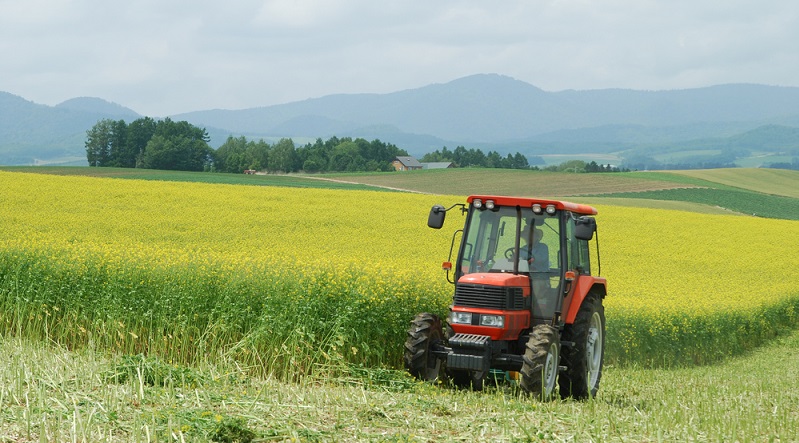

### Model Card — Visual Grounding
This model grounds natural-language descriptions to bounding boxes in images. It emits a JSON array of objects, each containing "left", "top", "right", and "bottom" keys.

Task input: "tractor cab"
[
  {"left": 410, "top": 195, "right": 606, "bottom": 399},
  {"left": 448, "top": 196, "right": 598, "bottom": 332}
]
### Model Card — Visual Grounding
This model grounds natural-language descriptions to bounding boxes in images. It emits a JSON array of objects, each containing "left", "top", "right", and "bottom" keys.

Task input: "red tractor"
[{"left": 404, "top": 196, "right": 606, "bottom": 399}]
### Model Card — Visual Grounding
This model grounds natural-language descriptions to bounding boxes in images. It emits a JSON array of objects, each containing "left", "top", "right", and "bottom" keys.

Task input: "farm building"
[
  {"left": 421, "top": 162, "right": 453, "bottom": 169},
  {"left": 392, "top": 156, "right": 423, "bottom": 171}
]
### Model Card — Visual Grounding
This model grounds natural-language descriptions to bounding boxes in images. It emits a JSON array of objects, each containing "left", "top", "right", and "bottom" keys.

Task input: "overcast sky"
[{"left": 2, "top": 0, "right": 798, "bottom": 116}]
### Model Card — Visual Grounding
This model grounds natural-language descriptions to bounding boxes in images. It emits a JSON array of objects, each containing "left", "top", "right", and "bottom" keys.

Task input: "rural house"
[{"left": 392, "top": 156, "right": 423, "bottom": 171}]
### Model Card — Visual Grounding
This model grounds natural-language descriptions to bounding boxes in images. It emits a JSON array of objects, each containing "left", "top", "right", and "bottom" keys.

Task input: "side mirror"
[
  {"left": 574, "top": 217, "right": 596, "bottom": 240},
  {"left": 428, "top": 205, "right": 446, "bottom": 229}
]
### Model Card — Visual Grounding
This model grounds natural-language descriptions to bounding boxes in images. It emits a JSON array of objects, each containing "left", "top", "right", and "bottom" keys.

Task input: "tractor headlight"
[
  {"left": 480, "top": 314, "right": 505, "bottom": 328},
  {"left": 532, "top": 203, "right": 542, "bottom": 214},
  {"left": 545, "top": 204, "right": 557, "bottom": 215},
  {"left": 485, "top": 199, "right": 495, "bottom": 210},
  {"left": 450, "top": 312, "right": 473, "bottom": 325}
]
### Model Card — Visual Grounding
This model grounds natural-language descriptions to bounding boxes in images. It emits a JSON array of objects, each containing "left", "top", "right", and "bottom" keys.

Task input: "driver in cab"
[{"left": 520, "top": 223, "right": 549, "bottom": 272}]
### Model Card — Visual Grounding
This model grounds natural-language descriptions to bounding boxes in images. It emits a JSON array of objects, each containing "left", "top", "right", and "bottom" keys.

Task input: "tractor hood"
[{"left": 458, "top": 272, "right": 531, "bottom": 292}]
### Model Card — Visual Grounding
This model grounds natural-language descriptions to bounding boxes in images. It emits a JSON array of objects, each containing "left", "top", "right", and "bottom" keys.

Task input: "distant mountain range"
[{"left": 3, "top": 73, "right": 799, "bottom": 166}]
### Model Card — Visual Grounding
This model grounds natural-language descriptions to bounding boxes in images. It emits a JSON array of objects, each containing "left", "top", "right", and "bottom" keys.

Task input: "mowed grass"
[{"left": 1, "top": 330, "right": 798, "bottom": 442}]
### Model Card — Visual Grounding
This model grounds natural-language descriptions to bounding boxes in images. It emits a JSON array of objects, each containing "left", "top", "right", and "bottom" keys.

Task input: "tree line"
[
  {"left": 539, "top": 160, "right": 629, "bottom": 173},
  {"left": 85, "top": 117, "right": 620, "bottom": 173},
  {"left": 420, "top": 146, "right": 530, "bottom": 169},
  {"left": 85, "top": 118, "right": 410, "bottom": 173},
  {"left": 85, "top": 117, "right": 213, "bottom": 171},
  {"left": 214, "top": 135, "right": 409, "bottom": 173}
]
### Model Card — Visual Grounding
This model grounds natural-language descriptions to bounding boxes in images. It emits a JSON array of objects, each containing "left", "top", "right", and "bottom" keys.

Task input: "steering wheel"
[{"left": 504, "top": 247, "right": 515, "bottom": 259}]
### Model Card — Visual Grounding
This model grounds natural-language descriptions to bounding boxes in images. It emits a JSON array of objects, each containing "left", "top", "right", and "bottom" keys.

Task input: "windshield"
[{"left": 457, "top": 206, "right": 560, "bottom": 277}]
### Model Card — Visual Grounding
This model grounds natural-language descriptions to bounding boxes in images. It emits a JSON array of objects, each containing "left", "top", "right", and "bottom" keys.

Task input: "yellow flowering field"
[
  {"left": 596, "top": 205, "right": 799, "bottom": 364},
  {"left": 1, "top": 170, "right": 798, "bottom": 372}
]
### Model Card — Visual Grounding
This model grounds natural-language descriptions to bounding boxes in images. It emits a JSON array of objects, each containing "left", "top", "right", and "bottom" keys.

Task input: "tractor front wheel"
[
  {"left": 403, "top": 313, "right": 445, "bottom": 382},
  {"left": 519, "top": 324, "right": 560, "bottom": 400},
  {"left": 559, "top": 292, "right": 605, "bottom": 399}
]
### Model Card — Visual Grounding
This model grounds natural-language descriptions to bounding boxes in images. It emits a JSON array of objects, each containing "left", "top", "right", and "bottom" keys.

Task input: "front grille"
[{"left": 454, "top": 284, "right": 527, "bottom": 310}]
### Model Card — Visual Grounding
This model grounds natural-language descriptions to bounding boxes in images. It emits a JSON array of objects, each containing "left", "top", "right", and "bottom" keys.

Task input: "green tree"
[
  {"left": 421, "top": 146, "right": 454, "bottom": 163},
  {"left": 558, "top": 160, "right": 587, "bottom": 173},
  {"left": 247, "top": 139, "right": 270, "bottom": 171},
  {"left": 486, "top": 151, "right": 502, "bottom": 168},
  {"left": 585, "top": 161, "right": 601, "bottom": 172},
  {"left": 302, "top": 157, "right": 323, "bottom": 172},
  {"left": 215, "top": 136, "right": 250, "bottom": 173},
  {"left": 329, "top": 140, "right": 365, "bottom": 171},
  {"left": 512, "top": 153, "right": 529, "bottom": 169},
  {"left": 85, "top": 119, "right": 114, "bottom": 167},
  {"left": 139, "top": 135, "right": 213, "bottom": 171},
  {"left": 128, "top": 117, "right": 157, "bottom": 168},
  {"left": 462, "top": 148, "right": 486, "bottom": 167},
  {"left": 269, "top": 138, "right": 298, "bottom": 173},
  {"left": 153, "top": 118, "right": 209, "bottom": 143},
  {"left": 107, "top": 119, "right": 130, "bottom": 167},
  {"left": 297, "top": 138, "right": 329, "bottom": 172}
]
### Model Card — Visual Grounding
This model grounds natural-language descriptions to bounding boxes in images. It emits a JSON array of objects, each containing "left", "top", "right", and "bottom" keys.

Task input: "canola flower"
[
  {"left": 0, "top": 171, "right": 454, "bottom": 377},
  {"left": 595, "top": 205, "right": 799, "bottom": 364},
  {"left": 1, "top": 171, "right": 798, "bottom": 371}
]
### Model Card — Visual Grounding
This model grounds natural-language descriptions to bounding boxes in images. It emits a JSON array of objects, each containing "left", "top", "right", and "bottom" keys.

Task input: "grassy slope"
[
  {"left": 596, "top": 169, "right": 799, "bottom": 220},
  {"left": 667, "top": 167, "right": 799, "bottom": 198},
  {"left": 593, "top": 188, "right": 799, "bottom": 219},
  {"left": 1, "top": 331, "right": 798, "bottom": 442}
]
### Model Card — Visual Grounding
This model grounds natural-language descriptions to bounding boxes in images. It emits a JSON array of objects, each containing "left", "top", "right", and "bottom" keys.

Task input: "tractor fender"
[{"left": 563, "top": 275, "right": 607, "bottom": 324}]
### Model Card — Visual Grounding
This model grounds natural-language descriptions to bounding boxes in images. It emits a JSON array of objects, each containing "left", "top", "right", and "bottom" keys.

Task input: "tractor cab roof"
[{"left": 466, "top": 195, "right": 598, "bottom": 215}]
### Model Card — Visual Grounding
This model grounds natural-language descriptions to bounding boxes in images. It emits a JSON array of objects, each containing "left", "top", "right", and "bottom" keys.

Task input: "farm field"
[
  {"left": 329, "top": 167, "right": 799, "bottom": 219},
  {"left": 667, "top": 167, "right": 799, "bottom": 198},
  {"left": 324, "top": 168, "right": 697, "bottom": 197},
  {"left": 8, "top": 166, "right": 798, "bottom": 216},
  {"left": 1, "top": 167, "right": 799, "bottom": 441},
  {"left": 2, "top": 165, "right": 692, "bottom": 197},
  {"left": 588, "top": 169, "right": 799, "bottom": 220},
  {"left": 3, "top": 170, "right": 798, "bottom": 365}
]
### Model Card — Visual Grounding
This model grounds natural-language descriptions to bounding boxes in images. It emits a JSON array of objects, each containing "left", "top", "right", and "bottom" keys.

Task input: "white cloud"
[{"left": 2, "top": 0, "right": 799, "bottom": 115}]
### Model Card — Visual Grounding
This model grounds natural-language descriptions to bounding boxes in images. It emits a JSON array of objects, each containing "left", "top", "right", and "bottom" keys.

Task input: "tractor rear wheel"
[
  {"left": 559, "top": 292, "right": 605, "bottom": 399},
  {"left": 403, "top": 313, "right": 445, "bottom": 382},
  {"left": 519, "top": 324, "right": 560, "bottom": 400}
]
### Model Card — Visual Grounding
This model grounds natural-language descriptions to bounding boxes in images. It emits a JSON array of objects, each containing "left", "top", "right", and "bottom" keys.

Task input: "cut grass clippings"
[{"left": 1, "top": 331, "right": 798, "bottom": 442}]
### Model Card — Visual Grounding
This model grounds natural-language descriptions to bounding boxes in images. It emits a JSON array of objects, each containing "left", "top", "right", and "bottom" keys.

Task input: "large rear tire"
[
  {"left": 519, "top": 324, "right": 560, "bottom": 400},
  {"left": 559, "top": 292, "right": 605, "bottom": 399},
  {"left": 403, "top": 313, "right": 445, "bottom": 382}
]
